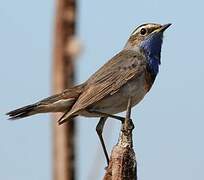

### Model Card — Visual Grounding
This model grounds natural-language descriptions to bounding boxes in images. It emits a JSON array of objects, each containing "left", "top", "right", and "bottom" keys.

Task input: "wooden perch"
[{"left": 103, "top": 98, "right": 137, "bottom": 180}]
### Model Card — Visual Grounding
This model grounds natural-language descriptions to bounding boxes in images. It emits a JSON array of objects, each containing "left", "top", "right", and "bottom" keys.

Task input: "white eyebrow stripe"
[
  {"left": 131, "top": 24, "right": 159, "bottom": 36},
  {"left": 131, "top": 28, "right": 139, "bottom": 35},
  {"left": 131, "top": 25, "right": 147, "bottom": 35}
]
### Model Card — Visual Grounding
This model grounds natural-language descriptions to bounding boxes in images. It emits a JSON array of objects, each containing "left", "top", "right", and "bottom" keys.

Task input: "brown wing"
[{"left": 63, "top": 50, "right": 146, "bottom": 118}]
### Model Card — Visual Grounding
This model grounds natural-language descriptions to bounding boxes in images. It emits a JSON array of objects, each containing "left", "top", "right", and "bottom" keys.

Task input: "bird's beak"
[{"left": 158, "top": 23, "right": 172, "bottom": 33}]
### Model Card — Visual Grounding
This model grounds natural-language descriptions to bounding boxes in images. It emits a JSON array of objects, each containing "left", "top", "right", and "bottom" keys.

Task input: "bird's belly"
[{"left": 88, "top": 74, "right": 147, "bottom": 115}]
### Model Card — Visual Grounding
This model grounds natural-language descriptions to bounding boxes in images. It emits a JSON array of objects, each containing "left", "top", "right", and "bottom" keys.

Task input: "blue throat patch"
[{"left": 140, "top": 33, "right": 163, "bottom": 75}]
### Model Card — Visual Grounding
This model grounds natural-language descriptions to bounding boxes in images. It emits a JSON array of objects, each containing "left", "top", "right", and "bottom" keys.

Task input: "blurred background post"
[{"left": 53, "top": 0, "right": 77, "bottom": 179}]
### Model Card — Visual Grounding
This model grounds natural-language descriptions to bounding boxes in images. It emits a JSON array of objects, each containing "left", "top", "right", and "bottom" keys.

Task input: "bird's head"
[
  {"left": 124, "top": 23, "right": 171, "bottom": 75},
  {"left": 125, "top": 23, "right": 171, "bottom": 53}
]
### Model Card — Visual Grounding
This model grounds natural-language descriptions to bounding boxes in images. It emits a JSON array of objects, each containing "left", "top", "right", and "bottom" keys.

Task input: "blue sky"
[{"left": 0, "top": 0, "right": 204, "bottom": 180}]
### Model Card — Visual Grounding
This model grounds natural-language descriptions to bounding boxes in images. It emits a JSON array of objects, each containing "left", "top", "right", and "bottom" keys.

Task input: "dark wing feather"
[{"left": 62, "top": 50, "right": 146, "bottom": 119}]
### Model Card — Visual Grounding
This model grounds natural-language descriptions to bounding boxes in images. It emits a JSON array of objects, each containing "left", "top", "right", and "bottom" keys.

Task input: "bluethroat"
[{"left": 6, "top": 23, "right": 171, "bottom": 164}]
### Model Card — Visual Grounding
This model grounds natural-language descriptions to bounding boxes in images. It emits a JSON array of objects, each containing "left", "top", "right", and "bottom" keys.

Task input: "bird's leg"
[
  {"left": 122, "top": 97, "right": 134, "bottom": 131},
  {"left": 88, "top": 110, "right": 125, "bottom": 123},
  {"left": 88, "top": 110, "right": 129, "bottom": 165},
  {"left": 96, "top": 117, "right": 109, "bottom": 165}
]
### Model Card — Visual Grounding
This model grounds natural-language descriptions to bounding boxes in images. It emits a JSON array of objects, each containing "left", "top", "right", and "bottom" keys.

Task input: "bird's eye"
[{"left": 140, "top": 28, "right": 147, "bottom": 35}]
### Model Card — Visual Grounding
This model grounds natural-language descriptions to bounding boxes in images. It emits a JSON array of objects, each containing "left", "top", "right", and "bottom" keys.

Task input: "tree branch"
[{"left": 103, "top": 98, "right": 137, "bottom": 180}]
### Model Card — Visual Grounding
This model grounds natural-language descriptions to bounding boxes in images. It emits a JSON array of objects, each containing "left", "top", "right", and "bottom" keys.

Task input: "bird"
[{"left": 6, "top": 23, "right": 171, "bottom": 164}]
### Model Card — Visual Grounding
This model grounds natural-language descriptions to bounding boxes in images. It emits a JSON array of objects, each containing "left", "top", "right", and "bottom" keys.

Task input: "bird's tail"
[
  {"left": 6, "top": 84, "right": 85, "bottom": 120},
  {"left": 6, "top": 104, "right": 39, "bottom": 120}
]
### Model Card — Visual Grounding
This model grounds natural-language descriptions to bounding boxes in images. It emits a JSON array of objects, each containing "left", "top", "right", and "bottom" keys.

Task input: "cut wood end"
[
  {"left": 103, "top": 145, "right": 137, "bottom": 180},
  {"left": 103, "top": 119, "right": 137, "bottom": 179}
]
